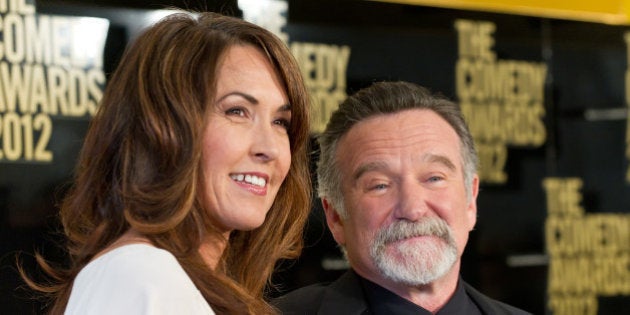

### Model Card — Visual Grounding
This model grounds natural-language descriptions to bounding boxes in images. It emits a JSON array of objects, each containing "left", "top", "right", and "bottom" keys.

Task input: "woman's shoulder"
[
  {"left": 66, "top": 244, "right": 214, "bottom": 314},
  {"left": 79, "top": 243, "right": 183, "bottom": 281}
]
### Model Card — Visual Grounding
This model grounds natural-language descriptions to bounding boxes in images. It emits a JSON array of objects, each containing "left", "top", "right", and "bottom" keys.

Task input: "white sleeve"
[{"left": 65, "top": 244, "right": 215, "bottom": 315}]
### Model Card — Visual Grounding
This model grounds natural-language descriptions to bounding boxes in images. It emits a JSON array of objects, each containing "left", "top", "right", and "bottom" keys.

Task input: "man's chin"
[
  {"left": 386, "top": 236, "right": 449, "bottom": 256},
  {"left": 374, "top": 244, "right": 458, "bottom": 286}
]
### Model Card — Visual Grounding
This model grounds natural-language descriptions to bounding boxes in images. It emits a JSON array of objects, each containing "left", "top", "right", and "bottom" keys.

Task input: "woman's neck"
[{"left": 198, "top": 232, "right": 230, "bottom": 270}]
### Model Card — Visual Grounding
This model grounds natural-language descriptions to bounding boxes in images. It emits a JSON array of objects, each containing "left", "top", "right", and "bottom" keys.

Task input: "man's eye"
[
  {"left": 427, "top": 176, "right": 443, "bottom": 183},
  {"left": 371, "top": 183, "right": 388, "bottom": 190}
]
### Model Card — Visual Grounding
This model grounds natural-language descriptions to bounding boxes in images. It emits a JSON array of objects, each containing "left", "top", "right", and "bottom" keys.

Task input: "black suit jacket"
[{"left": 272, "top": 270, "right": 532, "bottom": 315}]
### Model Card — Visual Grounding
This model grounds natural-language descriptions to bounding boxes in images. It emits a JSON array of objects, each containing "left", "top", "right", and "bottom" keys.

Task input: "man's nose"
[{"left": 394, "top": 180, "right": 428, "bottom": 221}]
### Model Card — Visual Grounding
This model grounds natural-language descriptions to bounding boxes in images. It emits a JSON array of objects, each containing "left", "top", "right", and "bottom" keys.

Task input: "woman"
[{"left": 23, "top": 11, "right": 311, "bottom": 314}]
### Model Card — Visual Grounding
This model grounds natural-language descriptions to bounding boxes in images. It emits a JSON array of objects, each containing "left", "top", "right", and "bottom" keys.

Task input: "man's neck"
[{"left": 354, "top": 264, "right": 461, "bottom": 313}]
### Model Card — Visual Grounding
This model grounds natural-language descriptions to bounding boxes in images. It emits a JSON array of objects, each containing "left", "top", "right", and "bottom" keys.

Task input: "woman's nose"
[{"left": 250, "top": 122, "right": 281, "bottom": 162}]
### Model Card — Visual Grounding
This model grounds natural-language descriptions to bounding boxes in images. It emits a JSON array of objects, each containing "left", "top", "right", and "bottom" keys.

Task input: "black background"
[{"left": 2, "top": 0, "right": 630, "bottom": 313}]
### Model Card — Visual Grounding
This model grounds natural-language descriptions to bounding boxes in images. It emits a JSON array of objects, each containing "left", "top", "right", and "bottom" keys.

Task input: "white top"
[{"left": 65, "top": 244, "right": 215, "bottom": 315}]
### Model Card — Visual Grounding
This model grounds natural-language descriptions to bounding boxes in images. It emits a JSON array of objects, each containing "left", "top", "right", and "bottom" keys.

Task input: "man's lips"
[{"left": 389, "top": 234, "right": 443, "bottom": 244}]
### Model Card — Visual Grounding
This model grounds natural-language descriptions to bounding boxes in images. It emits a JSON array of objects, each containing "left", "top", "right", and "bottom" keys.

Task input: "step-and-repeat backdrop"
[{"left": 1, "top": 0, "right": 628, "bottom": 314}]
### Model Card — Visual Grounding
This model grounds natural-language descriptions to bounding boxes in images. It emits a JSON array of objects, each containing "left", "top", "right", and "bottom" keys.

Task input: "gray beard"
[{"left": 370, "top": 217, "right": 458, "bottom": 286}]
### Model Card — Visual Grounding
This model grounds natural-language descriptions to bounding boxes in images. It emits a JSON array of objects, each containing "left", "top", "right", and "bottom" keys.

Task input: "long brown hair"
[{"left": 22, "top": 12, "right": 311, "bottom": 314}]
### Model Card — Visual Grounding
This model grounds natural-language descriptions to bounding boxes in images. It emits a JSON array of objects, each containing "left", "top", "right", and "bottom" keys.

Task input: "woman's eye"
[
  {"left": 274, "top": 118, "right": 291, "bottom": 130},
  {"left": 225, "top": 107, "right": 246, "bottom": 117}
]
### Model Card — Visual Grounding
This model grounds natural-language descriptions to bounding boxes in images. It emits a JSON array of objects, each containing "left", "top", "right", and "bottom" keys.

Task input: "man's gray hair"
[{"left": 316, "top": 81, "right": 478, "bottom": 218}]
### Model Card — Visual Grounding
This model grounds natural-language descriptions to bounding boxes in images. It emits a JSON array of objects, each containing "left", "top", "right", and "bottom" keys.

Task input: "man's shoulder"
[
  {"left": 272, "top": 282, "right": 329, "bottom": 313},
  {"left": 273, "top": 270, "right": 367, "bottom": 314},
  {"left": 463, "top": 281, "right": 533, "bottom": 315},
  {"left": 279, "top": 282, "right": 331, "bottom": 297}
]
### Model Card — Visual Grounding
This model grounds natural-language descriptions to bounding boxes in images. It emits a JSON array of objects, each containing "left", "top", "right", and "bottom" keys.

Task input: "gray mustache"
[{"left": 375, "top": 218, "right": 453, "bottom": 244}]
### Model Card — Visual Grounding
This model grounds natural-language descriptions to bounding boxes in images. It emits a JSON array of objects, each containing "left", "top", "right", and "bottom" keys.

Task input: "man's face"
[{"left": 323, "top": 109, "right": 478, "bottom": 291}]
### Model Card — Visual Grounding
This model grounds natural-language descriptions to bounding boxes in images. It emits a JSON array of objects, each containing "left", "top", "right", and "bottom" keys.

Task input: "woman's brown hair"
[{"left": 23, "top": 12, "right": 311, "bottom": 314}]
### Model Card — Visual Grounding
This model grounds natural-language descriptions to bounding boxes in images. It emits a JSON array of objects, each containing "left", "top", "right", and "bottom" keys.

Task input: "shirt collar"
[{"left": 358, "top": 274, "right": 482, "bottom": 315}]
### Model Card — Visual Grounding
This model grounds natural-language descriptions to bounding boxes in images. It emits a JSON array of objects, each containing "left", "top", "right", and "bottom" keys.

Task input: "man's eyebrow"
[
  {"left": 424, "top": 153, "right": 456, "bottom": 171},
  {"left": 352, "top": 161, "right": 389, "bottom": 181}
]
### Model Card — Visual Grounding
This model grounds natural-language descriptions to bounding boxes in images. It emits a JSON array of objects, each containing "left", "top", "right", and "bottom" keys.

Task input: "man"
[{"left": 274, "top": 82, "right": 530, "bottom": 314}]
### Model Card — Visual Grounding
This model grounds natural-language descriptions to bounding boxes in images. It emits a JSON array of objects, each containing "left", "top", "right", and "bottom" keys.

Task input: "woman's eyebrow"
[
  {"left": 216, "top": 91, "right": 258, "bottom": 104},
  {"left": 277, "top": 103, "right": 291, "bottom": 113},
  {"left": 216, "top": 92, "right": 291, "bottom": 113}
]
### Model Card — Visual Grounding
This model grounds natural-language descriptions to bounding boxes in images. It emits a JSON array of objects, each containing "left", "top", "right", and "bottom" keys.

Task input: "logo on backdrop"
[
  {"left": 543, "top": 177, "right": 630, "bottom": 315},
  {"left": 455, "top": 19, "right": 547, "bottom": 184},
  {"left": 0, "top": 0, "right": 108, "bottom": 163},
  {"left": 238, "top": 0, "right": 351, "bottom": 134}
]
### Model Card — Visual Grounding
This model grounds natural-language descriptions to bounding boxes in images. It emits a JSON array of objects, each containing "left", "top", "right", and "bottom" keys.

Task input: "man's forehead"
[
  {"left": 349, "top": 153, "right": 458, "bottom": 180},
  {"left": 334, "top": 110, "right": 463, "bottom": 182}
]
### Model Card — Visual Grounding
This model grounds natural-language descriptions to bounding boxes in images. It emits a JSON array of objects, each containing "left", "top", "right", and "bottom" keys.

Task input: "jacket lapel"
[
  {"left": 318, "top": 270, "right": 370, "bottom": 315},
  {"left": 463, "top": 281, "right": 506, "bottom": 315}
]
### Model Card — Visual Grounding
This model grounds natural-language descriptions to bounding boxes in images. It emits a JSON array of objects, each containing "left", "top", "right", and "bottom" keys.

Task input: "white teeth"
[{"left": 231, "top": 174, "right": 266, "bottom": 187}]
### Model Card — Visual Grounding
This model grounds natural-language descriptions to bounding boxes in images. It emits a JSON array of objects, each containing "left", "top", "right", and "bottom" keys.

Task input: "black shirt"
[{"left": 359, "top": 275, "right": 483, "bottom": 315}]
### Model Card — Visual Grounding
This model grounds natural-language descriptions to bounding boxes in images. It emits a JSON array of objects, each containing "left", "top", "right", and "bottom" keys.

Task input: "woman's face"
[{"left": 201, "top": 44, "right": 291, "bottom": 235}]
